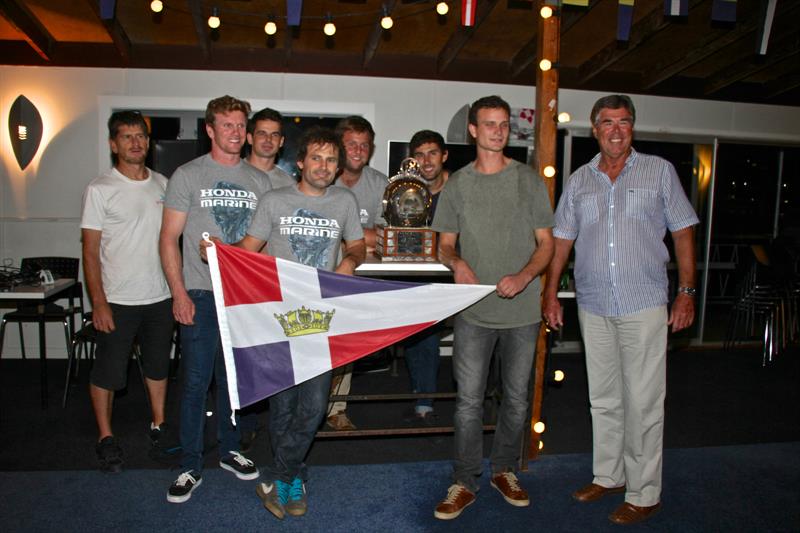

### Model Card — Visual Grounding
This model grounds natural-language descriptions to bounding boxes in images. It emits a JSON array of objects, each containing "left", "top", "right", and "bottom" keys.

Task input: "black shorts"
[{"left": 90, "top": 299, "right": 175, "bottom": 391}]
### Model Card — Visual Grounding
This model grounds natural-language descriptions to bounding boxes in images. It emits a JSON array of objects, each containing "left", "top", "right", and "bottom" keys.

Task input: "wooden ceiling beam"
[
  {"left": 436, "top": 0, "right": 500, "bottom": 74},
  {"left": 187, "top": 0, "right": 210, "bottom": 62},
  {"left": 704, "top": 33, "right": 799, "bottom": 95},
  {"left": 509, "top": 0, "right": 596, "bottom": 79},
  {"left": 0, "top": 0, "right": 53, "bottom": 60},
  {"left": 84, "top": 0, "right": 131, "bottom": 65},
  {"left": 577, "top": 0, "right": 705, "bottom": 86},
  {"left": 362, "top": 0, "right": 397, "bottom": 69}
]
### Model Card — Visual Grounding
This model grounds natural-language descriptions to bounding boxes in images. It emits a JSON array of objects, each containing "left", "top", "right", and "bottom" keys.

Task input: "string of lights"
[{"left": 149, "top": 1, "right": 451, "bottom": 35}]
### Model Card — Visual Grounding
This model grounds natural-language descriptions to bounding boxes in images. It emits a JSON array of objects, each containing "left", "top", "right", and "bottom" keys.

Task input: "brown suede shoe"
[
  {"left": 491, "top": 472, "right": 530, "bottom": 507},
  {"left": 434, "top": 484, "right": 476, "bottom": 520},
  {"left": 572, "top": 483, "right": 626, "bottom": 502},
  {"left": 608, "top": 502, "right": 662, "bottom": 525},
  {"left": 326, "top": 411, "right": 357, "bottom": 431}
]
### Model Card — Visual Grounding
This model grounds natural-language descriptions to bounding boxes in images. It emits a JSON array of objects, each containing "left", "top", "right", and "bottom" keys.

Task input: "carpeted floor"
[{"left": 1, "top": 443, "right": 798, "bottom": 532}]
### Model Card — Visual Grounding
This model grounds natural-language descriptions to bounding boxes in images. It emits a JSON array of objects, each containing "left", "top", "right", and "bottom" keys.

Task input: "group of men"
[{"left": 80, "top": 92, "right": 697, "bottom": 526}]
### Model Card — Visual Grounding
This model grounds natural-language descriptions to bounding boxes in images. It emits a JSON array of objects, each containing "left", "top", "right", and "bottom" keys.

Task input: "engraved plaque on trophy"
[{"left": 375, "top": 158, "right": 438, "bottom": 262}]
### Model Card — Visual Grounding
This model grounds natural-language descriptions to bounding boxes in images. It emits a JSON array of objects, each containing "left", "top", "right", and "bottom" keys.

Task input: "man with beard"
[
  {"left": 160, "top": 95, "right": 271, "bottom": 503},
  {"left": 203, "top": 126, "right": 365, "bottom": 519},
  {"left": 81, "top": 110, "right": 174, "bottom": 473}
]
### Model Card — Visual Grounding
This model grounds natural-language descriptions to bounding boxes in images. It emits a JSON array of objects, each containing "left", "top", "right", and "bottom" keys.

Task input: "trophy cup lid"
[{"left": 382, "top": 158, "right": 433, "bottom": 227}]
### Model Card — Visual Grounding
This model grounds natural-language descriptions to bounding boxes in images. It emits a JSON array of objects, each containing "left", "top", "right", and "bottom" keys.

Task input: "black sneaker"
[
  {"left": 96, "top": 436, "right": 124, "bottom": 474},
  {"left": 220, "top": 451, "right": 259, "bottom": 480},
  {"left": 149, "top": 423, "right": 166, "bottom": 446},
  {"left": 167, "top": 470, "right": 202, "bottom": 503}
]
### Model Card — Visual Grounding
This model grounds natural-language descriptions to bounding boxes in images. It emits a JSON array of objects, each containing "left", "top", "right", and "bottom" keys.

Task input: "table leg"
[{"left": 38, "top": 313, "right": 48, "bottom": 409}]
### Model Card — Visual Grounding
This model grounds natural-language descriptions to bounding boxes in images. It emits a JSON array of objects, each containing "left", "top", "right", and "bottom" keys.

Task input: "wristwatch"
[{"left": 677, "top": 286, "right": 696, "bottom": 297}]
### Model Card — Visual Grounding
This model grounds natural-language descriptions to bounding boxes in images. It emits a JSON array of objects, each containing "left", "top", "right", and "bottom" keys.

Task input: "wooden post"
[{"left": 526, "top": 0, "right": 560, "bottom": 464}]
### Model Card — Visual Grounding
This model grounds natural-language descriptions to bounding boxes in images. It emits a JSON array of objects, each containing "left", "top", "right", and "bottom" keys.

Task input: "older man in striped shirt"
[{"left": 543, "top": 95, "right": 699, "bottom": 526}]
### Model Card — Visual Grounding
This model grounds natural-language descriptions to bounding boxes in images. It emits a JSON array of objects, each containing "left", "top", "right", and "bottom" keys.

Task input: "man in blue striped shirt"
[{"left": 543, "top": 95, "right": 699, "bottom": 526}]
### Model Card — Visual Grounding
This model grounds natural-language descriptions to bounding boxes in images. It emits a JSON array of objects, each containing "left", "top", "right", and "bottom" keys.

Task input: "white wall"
[{"left": 2, "top": 65, "right": 800, "bottom": 357}]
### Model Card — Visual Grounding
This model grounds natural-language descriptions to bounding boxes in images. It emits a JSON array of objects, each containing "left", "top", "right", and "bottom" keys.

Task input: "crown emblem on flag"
[{"left": 274, "top": 307, "right": 335, "bottom": 337}]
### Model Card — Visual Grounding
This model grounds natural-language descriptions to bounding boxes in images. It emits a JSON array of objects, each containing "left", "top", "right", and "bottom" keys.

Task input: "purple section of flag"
[
  {"left": 287, "top": 0, "right": 303, "bottom": 26},
  {"left": 711, "top": 0, "right": 736, "bottom": 22},
  {"left": 234, "top": 341, "right": 294, "bottom": 406},
  {"left": 617, "top": 4, "right": 634, "bottom": 41},
  {"left": 317, "top": 269, "right": 423, "bottom": 299}
]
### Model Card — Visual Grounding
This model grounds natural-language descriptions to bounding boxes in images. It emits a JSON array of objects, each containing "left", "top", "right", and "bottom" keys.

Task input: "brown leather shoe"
[
  {"left": 572, "top": 483, "right": 626, "bottom": 502},
  {"left": 326, "top": 411, "right": 357, "bottom": 431},
  {"left": 491, "top": 472, "right": 530, "bottom": 507},
  {"left": 608, "top": 502, "right": 662, "bottom": 525},
  {"left": 434, "top": 484, "right": 476, "bottom": 520}
]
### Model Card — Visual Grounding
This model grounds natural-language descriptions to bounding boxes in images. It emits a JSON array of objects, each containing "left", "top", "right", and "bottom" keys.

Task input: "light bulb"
[
  {"left": 540, "top": 6, "right": 553, "bottom": 19},
  {"left": 150, "top": 0, "right": 163, "bottom": 13},
  {"left": 543, "top": 165, "right": 556, "bottom": 178},
  {"left": 538, "top": 440, "right": 544, "bottom": 450},
  {"left": 554, "top": 369, "right": 565, "bottom": 382},
  {"left": 533, "top": 421, "right": 546, "bottom": 434},
  {"left": 264, "top": 21, "right": 277, "bottom": 35},
  {"left": 557, "top": 111, "right": 571, "bottom": 123},
  {"left": 436, "top": 2, "right": 449, "bottom": 15},
  {"left": 208, "top": 9, "right": 220, "bottom": 29},
  {"left": 381, "top": 15, "right": 393, "bottom": 29},
  {"left": 323, "top": 21, "right": 336, "bottom": 36},
  {"left": 539, "top": 59, "right": 552, "bottom": 71}
]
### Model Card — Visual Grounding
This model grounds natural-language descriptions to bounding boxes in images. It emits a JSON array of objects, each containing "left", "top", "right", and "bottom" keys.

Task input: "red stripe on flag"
[
  {"left": 217, "top": 243, "right": 283, "bottom": 306},
  {"left": 328, "top": 322, "right": 437, "bottom": 368},
  {"left": 461, "top": 0, "right": 476, "bottom": 26}
]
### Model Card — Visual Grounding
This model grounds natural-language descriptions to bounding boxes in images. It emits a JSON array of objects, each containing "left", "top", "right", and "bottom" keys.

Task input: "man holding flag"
[
  {"left": 431, "top": 95, "right": 554, "bottom": 520},
  {"left": 204, "top": 126, "right": 365, "bottom": 519}
]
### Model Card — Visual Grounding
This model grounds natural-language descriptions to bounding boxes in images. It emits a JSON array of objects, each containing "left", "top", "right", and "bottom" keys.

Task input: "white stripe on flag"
[{"left": 206, "top": 240, "right": 242, "bottom": 413}]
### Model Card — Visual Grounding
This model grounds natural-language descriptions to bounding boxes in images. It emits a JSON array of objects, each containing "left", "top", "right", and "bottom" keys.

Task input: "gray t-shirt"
[
  {"left": 165, "top": 153, "right": 272, "bottom": 290},
  {"left": 333, "top": 166, "right": 387, "bottom": 228},
  {"left": 247, "top": 184, "right": 364, "bottom": 271},
  {"left": 432, "top": 160, "right": 554, "bottom": 328},
  {"left": 244, "top": 159, "right": 297, "bottom": 190}
]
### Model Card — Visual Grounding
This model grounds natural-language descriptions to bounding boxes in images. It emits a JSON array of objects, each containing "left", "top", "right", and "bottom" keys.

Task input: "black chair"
[{"left": 0, "top": 257, "right": 84, "bottom": 361}]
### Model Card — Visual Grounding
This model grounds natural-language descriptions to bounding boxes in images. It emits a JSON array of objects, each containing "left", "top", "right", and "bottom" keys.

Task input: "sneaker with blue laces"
[
  {"left": 219, "top": 451, "right": 259, "bottom": 480},
  {"left": 285, "top": 477, "right": 308, "bottom": 516},
  {"left": 256, "top": 481, "right": 286, "bottom": 520}
]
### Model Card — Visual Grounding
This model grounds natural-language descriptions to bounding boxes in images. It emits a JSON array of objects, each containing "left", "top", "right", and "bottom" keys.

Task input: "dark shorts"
[{"left": 90, "top": 298, "right": 175, "bottom": 391}]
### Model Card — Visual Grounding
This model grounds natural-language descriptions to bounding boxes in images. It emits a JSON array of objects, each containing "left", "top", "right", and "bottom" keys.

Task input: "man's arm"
[
  {"left": 438, "top": 231, "right": 479, "bottom": 285},
  {"left": 542, "top": 237, "right": 575, "bottom": 330},
  {"left": 81, "top": 228, "right": 115, "bottom": 333},
  {"left": 336, "top": 238, "right": 367, "bottom": 275},
  {"left": 668, "top": 225, "right": 696, "bottom": 333},
  {"left": 362, "top": 228, "right": 377, "bottom": 252},
  {"left": 496, "top": 227, "right": 555, "bottom": 299},
  {"left": 159, "top": 207, "right": 194, "bottom": 325}
]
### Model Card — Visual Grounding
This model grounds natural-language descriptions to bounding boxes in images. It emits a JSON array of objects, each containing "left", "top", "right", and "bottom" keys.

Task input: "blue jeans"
[
  {"left": 265, "top": 370, "right": 332, "bottom": 483},
  {"left": 403, "top": 324, "right": 442, "bottom": 414},
  {"left": 452, "top": 315, "right": 538, "bottom": 492},
  {"left": 179, "top": 290, "right": 240, "bottom": 473}
]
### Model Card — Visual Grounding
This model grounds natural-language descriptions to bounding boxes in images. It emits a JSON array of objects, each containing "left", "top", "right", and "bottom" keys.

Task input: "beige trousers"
[{"left": 577, "top": 305, "right": 667, "bottom": 507}]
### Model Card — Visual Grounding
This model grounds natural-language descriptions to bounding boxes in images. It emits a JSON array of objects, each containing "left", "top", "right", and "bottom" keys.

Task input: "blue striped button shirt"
[{"left": 553, "top": 149, "right": 699, "bottom": 317}]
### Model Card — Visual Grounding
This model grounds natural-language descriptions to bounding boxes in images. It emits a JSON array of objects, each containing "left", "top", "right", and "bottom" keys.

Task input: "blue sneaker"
[{"left": 285, "top": 477, "right": 307, "bottom": 516}]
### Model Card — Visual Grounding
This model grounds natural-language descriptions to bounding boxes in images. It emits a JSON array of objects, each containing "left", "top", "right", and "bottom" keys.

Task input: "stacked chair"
[{"left": 724, "top": 259, "right": 797, "bottom": 365}]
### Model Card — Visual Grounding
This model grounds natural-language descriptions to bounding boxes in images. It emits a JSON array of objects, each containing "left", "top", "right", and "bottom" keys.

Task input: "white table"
[{"left": 1, "top": 278, "right": 76, "bottom": 408}]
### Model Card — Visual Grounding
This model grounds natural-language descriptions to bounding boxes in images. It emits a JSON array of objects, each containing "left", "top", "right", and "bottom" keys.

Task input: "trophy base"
[{"left": 375, "top": 225, "right": 437, "bottom": 262}]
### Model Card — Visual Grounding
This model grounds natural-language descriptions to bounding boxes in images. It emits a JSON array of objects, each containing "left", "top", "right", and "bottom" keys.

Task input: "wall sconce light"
[
  {"left": 540, "top": 5, "right": 559, "bottom": 18},
  {"left": 8, "top": 94, "right": 43, "bottom": 171},
  {"left": 543, "top": 165, "right": 556, "bottom": 178},
  {"left": 381, "top": 7, "right": 394, "bottom": 30},
  {"left": 539, "top": 59, "right": 555, "bottom": 71},
  {"left": 150, "top": 0, "right": 163, "bottom": 13},
  {"left": 556, "top": 111, "right": 571, "bottom": 123},
  {"left": 436, "top": 2, "right": 449, "bottom": 15},
  {"left": 264, "top": 17, "right": 277, "bottom": 35}
]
